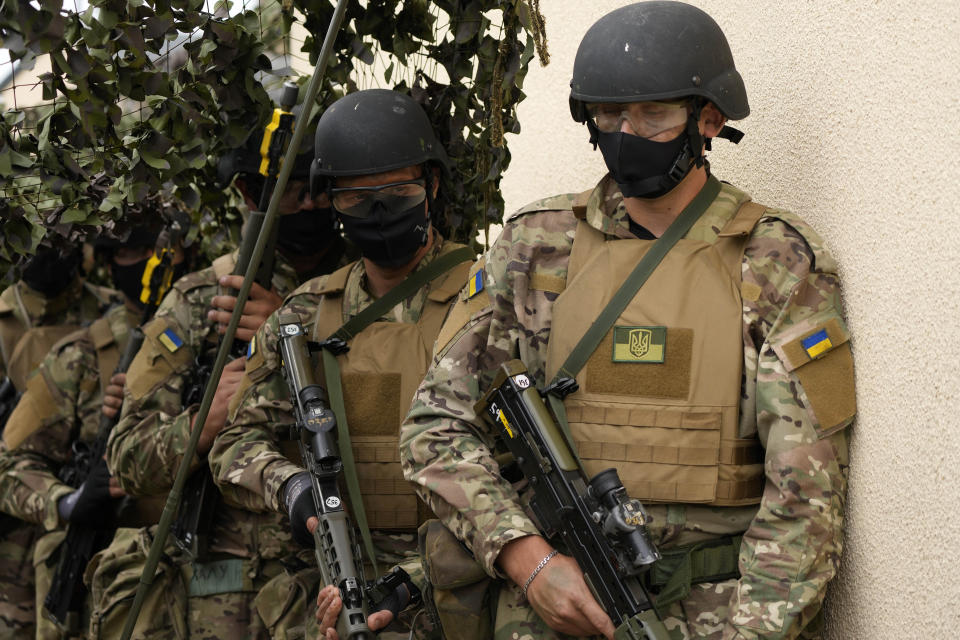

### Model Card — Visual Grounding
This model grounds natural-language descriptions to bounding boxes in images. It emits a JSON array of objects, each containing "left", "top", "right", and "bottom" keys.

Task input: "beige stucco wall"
[{"left": 500, "top": 1, "right": 960, "bottom": 637}]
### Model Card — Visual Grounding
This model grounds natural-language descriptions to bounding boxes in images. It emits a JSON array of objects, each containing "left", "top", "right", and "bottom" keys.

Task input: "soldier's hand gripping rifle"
[
  {"left": 172, "top": 82, "right": 296, "bottom": 560},
  {"left": 476, "top": 360, "right": 671, "bottom": 640},
  {"left": 44, "top": 226, "right": 181, "bottom": 632},
  {"left": 277, "top": 314, "right": 374, "bottom": 640}
]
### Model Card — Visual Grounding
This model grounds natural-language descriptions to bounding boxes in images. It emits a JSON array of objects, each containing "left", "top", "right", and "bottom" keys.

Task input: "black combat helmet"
[
  {"left": 310, "top": 89, "right": 448, "bottom": 196},
  {"left": 569, "top": 1, "right": 749, "bottom": 123}
]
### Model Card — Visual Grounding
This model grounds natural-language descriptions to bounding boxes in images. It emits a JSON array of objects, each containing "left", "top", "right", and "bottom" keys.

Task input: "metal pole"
[{"left": 118, "top": 1, "right": 351, "bottom": 637}]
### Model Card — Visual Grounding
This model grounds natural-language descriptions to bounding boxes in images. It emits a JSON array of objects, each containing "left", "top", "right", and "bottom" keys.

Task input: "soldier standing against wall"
[
  {"left": 400, "top": 3, "right": 855, "bottom": 639},
  {"left": 0, "top": 243, "right": 120, "bottom": 638},
  {"left": 210, "top": 89, "right": 473, "bottom": 639},
  {"left": 91, "top": 125, "right": 349, "bottom": 638}
]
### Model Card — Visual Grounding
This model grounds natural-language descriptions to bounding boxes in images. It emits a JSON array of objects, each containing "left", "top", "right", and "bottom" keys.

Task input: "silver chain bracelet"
[{"left": 521, "top": 549, "right": 558, "bottom": 601}]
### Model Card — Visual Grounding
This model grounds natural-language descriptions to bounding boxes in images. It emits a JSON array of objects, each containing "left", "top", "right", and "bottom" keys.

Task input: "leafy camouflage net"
[{"left": 0, "top": 0, "right": 548, "bottom": 283}]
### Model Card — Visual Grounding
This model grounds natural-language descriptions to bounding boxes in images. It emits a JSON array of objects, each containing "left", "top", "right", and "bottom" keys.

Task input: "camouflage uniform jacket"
[
  {"left": 0, "top": 304, "right": 137, "bottom": 531},
  {"left": 400, "top": 175, "right": 853, "bottom": 639},
  {"left": 210, "top": 235, "right": 458, "bottom": 560},
  {"left": 0, "top": 277, "right": 121, "bottom": 382},
  {"left": 106, "top": 250, "right": 302, "bottom": 559}
]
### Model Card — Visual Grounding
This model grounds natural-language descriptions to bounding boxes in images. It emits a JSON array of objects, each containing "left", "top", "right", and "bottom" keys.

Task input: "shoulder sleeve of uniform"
[
  {"left": 126, "top": 316, "right": 194, "bottom": 401},
  {"left": 754, "top": 208, "right": 839, "bottom": 275},
  {"left": 434, "top": 256, "right": 491, "bottom": 356},
  {"left": 169, "top": 263, "right": 220, "bottom": 295},
  {"left": 747, "top": 210, "right": 855, "bottom": 437},
  {"left": 504, "top": 192, "right": 581, "bottom": 223}
]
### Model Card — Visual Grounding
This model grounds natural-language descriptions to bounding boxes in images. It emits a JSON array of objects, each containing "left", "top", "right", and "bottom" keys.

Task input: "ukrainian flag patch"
[
  {"left": 801, "top": 329, "right": 832, "bottom": 359},
  {"left": 158, "top": 328, "right": 184, "bottom": 352},
  {"left": 467, "top": 270, "right": 484, "bottom": 298},
  {"left": 247, "top": 335, "right": 257, "bottom": 358}
]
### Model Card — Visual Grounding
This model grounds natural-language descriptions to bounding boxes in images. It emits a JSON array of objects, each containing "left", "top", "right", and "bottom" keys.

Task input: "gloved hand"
[
  {"left": 57, "top": 459, "right": 116, "bottom": 526},
  {"left": 283, "top": 471, "right": 317, "bottom": 547}
]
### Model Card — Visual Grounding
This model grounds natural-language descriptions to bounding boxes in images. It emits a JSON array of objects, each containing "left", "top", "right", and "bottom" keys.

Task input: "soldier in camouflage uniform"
[
  {"left": 95, "top": 126, "right": 350, "bottom": 639},
  {"left": 400, "top": 3, "right": 855, "bottom": 640},
  {"left": 209, "top": 89, "right": 473, "bottom": 640},
  {"left": 0, "top": 222, "right": 185, "bottom": 640},
  {"left": 0, "top": 244, "right": 121, "bottom": 639}
]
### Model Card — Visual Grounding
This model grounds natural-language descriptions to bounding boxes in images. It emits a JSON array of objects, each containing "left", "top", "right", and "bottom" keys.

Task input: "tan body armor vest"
[
  {"left": 545, "top": 202, "right": 766, "bottom": 507},
  {"left": 311, "top": 256, "right": 470, "bottom": 530}
]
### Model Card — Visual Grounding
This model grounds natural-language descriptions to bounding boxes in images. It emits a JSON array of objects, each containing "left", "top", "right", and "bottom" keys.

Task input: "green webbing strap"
[
  {"left": 322, "top": 245, "right": 474, "bottom": 577},
  {"left": 548, "top": 177, "right": 722, "bottom": 448},
  {"left": 321, "top": 347, "right": 380, "bottom": 577},
  {"left": 331, "top": 246, "right": 475, "bottom": 341}
]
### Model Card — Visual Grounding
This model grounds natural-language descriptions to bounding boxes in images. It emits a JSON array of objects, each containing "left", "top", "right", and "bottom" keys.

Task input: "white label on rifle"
[
  {"left": 515, "top": 374, "right": 530, "bottom": 389},
  {"left": 325, "top": 496, "right": 341, "bottom": 508}
]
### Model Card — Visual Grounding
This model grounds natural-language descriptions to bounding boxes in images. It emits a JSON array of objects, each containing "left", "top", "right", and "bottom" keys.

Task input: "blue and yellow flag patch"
[
  {"left": 801, "top": 329, "right": 832, "bottom": 359},
  {"left": 158, "top": 328, "right": 183, "bottom": 352},
  {"left": 247, "top": 335, "right": 257, "bottom": 358},
  {"left": 467, "top": 270, "right": 484, "bottom": 298}
]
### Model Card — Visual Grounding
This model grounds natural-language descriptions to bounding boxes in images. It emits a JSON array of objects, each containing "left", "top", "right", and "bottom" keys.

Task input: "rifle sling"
[
  {"left": 547, "top": 177, "right": 722, "bottom": 456},
  {"left": 322, "top": 245, "right": 474, "bottom": 577}
]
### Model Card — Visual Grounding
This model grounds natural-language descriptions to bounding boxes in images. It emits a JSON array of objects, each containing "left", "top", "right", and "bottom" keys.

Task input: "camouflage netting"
[{"left": 0, "top": 0, "right": 549, "bottom": 284}]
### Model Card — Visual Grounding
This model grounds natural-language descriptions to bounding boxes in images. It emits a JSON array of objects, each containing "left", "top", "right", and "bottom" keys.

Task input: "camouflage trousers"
[
  {"left": 86, "top": 526, "right": 279, "bottom": 639},
  {"left": 494, "top": 578, "right": 737, "bottom": 640},
  {"left": 0, "top": 516, "right": 38, "bottom": 639},
  {"left": 493, "top": 579, "right": 823, "bottom": 640}
]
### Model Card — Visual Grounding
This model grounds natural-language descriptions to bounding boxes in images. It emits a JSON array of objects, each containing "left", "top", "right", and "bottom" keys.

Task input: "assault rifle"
[
  {"left": 172, "top": 83, "right": 294, "bottom": 559},
  {"left": 44, "top": 229, "right": 181, "bottom": 631},
  {"left": 277, "top": 314, "right": 373, "bottom": 640},
  {"left": 476, "top": 360, "right": 671, "bottom": 640},
  {"left": 277, "top": 316, "right": 418, "bottom": 638}
]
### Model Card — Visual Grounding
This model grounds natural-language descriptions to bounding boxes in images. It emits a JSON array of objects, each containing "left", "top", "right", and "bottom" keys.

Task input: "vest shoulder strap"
[
  {"left": 313, "top": 262, "right": 356, "bottom": 297},
  {"left": 212, "top": 253, "right": 237, "bottom": 279},
  {"left": 718, "top": 201, "right": 768, "bottom": 237},
  {"left": 0, "top": 290, "right": 14, "bottom": 315},
  {"left": 427, "top": 248, "right": 473, "bottom": 303}
]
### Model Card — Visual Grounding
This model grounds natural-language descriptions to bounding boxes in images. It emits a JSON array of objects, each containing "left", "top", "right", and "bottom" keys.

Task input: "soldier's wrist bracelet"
[{"left": 522, "top": 549, "right": 558, "bottom": 601}]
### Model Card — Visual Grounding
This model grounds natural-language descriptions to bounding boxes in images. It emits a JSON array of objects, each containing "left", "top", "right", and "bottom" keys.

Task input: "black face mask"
[
  {"left": 21, "top": 247, "right": 81, "bottom": 297},
  {"left": 110, "top": 258, "right": 150, "bottom": 307},
  {"left": 594, "top": 128, "right": 694, "bottom": 199},
  {"left": 276, "top": 209, "right": 337, "bottom": 257},
  {"left": 338, "top": 201, "right": 429, "bottom": 269}
]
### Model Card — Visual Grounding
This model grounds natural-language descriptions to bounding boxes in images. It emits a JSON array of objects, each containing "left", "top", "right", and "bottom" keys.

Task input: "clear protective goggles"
[
  {"left": 586, "top": 100, "right": 690, "bottom": 137},
  {"left": 329, "top": 179, "right": 427, "bottom": 218}
]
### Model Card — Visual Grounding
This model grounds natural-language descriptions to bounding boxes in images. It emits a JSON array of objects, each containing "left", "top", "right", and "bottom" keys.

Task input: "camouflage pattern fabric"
[
  {"left": 0, "top": 279, "right": 120, "bottom": 640},
  {"left": 400, "top": 174, "right": 852, "bottom": 640},
  {"left": 99, "top": 251, "right": 303, "bottom": 637},
  {"left": 0, "top": 303, "right": 136, "bottom": 639},
  {"left": 209, "top": 236, "right": 455, "bottom": 638}
]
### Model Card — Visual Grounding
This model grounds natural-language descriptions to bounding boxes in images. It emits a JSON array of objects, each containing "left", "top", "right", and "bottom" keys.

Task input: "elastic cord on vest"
[
  {"left": 321, "top": 245, "right": 475, "bottom": 576},
  {"left": 547, "top": 176, "right": 723, "bottom": 451}
]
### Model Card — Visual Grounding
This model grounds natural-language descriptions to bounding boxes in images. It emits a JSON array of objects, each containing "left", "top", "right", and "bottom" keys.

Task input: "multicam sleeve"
[
  {"left": 401, "top": 219, "right": 556, "bottom": 578},
  {"left": 0, "top": 342, "right": 95, "bottom": 530},
  {"left": 208, "top": 298, "right": 311, "bottom": 514},
  {"left": 724, "top": 216, "right": 854, "bottom": 640},
  {"left": 107, "top": 287, "right": 203, "bottom": 496}
]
